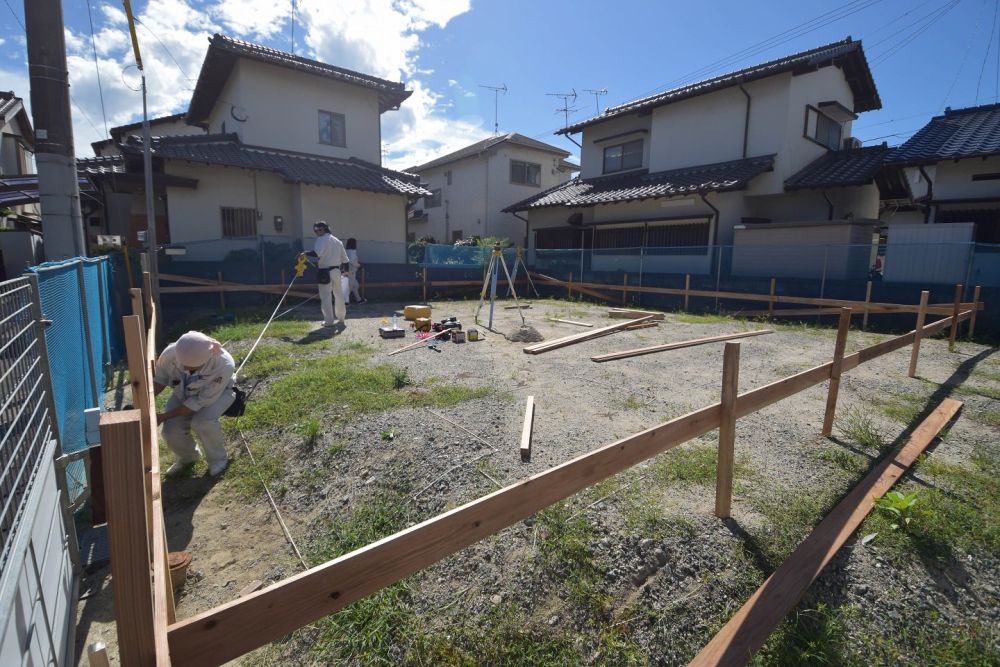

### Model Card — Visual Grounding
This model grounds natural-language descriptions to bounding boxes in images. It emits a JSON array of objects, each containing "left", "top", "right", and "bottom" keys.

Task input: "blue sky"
[{"left": 0, "top": 0, "right": 995, "bottom": 168}]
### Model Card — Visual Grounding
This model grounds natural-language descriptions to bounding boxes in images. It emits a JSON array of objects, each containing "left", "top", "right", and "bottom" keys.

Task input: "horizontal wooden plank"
[
  {"left": 167, "top": 402, "right": 724, "bottom": 666},
  {"left": 591, "top": 329, "right": 773, "bottom": 363},
  {"left": 691, "top": 398, "right": 962, "bottom": 667},
  {"left": 735, "top": 361, "right": 833, "bottom": 418},
  {"left": 732, "top": 307, "right": 844, "bottom": 317},
  {"left": 523, "top": 316, "right": 654, "bottom": 354},
  {"left": 608, "top": 309, "right": 667, "bottom": 321}
]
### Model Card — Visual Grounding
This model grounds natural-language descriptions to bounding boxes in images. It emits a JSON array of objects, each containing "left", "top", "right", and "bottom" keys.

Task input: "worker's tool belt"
[
  {"left": 223, "top": 385, "right": 247, "bottom": 418},
  {"left": 317, "top": 268, "right": 332, "bottom": 284}
]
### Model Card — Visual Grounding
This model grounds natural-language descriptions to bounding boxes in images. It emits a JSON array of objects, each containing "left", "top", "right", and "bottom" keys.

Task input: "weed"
[
  {"left": 878, "top": 391, "right": 927, "bottom": 426},
  {"left": 674, "top": 312, "right": 736, "bottom": 325},
  {"left": 972, "top": 409, "right": 1000, "bottom": 426},
  {"left": 615, "top": 395, "right": 649, "bottom": 411},
  {"left": 755, "top": 602, "right": 850, "bottom": 667},
  {"left": 653, "top": 443, "right": 744, "bottom": 486},
  {"left": 326, "top": 439, "right": 346, "bottom": 458},
  {"left": 957, "top": 384, "right": 1000, "bottom": 401},
  {"left": 224, "top": 440, "right": 286, "bottom": 500},
  {"left": 873, "top": 490, "right": 919, "bottom": 530},
  {"left": 749, "top": 488, "right": 835, "bottom": 567},
  {"left": 298, "top": 418, "right": 321, "bottom": 448},
  {"left": 210, "top": 318, "right": 314, "bottom": 343},
  {"left": 391, "top": 367, "right": 411, "bottom": 389},
  {"left": 381, "top": 429, "right": 395, "bottom": 442},
  {"left": 818, "top": 447, "right": 867, "bottom": 475},
  {"left": 537, "top": 502, "right": 609, "bottom": 619},
  {"left": 837, "top": 406, "right": 887, "bottom": 452}
]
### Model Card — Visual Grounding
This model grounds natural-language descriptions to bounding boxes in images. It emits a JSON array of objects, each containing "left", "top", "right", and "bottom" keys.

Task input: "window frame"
[
  {"left": 510, "top": 159, "right": 542, "bottom": 187},
  {"left": 602, "top": 138, "right": 644, "bottom": 174},
  {"left": 220, "top": 206, "right": 258, "bottom": 238},
  {"left": 318, "top": 109, "right": 346, "bottom": 147},
  {"left": 426, "top": 189, "right": 442, "bottom": 208},
  {"left": 803, "top": 105, "right": 842, "bottom": 151}
]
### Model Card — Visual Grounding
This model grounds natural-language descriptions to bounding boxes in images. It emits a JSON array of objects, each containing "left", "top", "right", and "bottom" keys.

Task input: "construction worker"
[
  {"left": 154, "top": 331, "right": 235, "bottom": 477},
  {"left": 345, "top": 237, "right": 366, "bottom": 304},
  {"left": 299, "top": 221, "right": 350, "bottom": 329}
]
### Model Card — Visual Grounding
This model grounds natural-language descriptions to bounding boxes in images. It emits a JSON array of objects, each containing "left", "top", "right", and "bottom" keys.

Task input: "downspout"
[
  {"left": 564, "top": 134, "right": 582, "bottom": 149},
  {"left": 512, "top": 211, "right": 530, "bottom": 250},
  {"left": 821, "top": 189, "right": 835, "bottom": 221},
  {"left": 739, "top": 85, "right": 751, "bottom": 158},
  {"left": 700, "top": 193, "right": 720, "bottom": 245},
  {"left": 918, "top": 165, "right": 934, "bottom": 224}
]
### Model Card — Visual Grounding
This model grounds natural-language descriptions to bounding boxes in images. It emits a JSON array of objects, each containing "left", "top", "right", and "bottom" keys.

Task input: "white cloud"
[{"left": 57, "top": 0, "right": 484, "bottom": 169}]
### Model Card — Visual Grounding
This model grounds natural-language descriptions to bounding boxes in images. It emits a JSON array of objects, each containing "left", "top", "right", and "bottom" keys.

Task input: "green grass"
[
  {"left": 973, "top": 409, "right": 1000, "bottom": 426},
  {"left": 536, "top": 502, "right": 609, "bottom": 620},
  {"left": 861, "top": 446, "right": 1000, "bottom": 562},
  {"left": 878, "top": 390, "right": 928, "bottom": 426},
  {"left": 224, "top": 439, "right": 286, "bottom": 500},
  {"left": 749, "top": 488, "right": 836, "bottom": 567},
  {"left": 818, "top": 447, "right": 868, "bottom": 475},
  {"left": 232, "top": 349, "right": 491, "bottom": 432},
  {"left": 614, "top": 395, "right": 649, "bottom": 411},
  {"left": 208, "top": 318, "right": 314, "bottom": 342},
  {"left": 754, "top": 602, "right": 851, "bottom": 667},
  {"left": 297, "top": 418, "right": 321, "bottom": 448},
  {"left": 957, "top": 384, "right": 1000, "bottom": 401},
  {"left": 673, "top": 312, "right": 737, "bottom": 324},
  {"left": 836, "top": 406, "right": 888, "bottom": 452},
  {"left": 653, "top": 443, "right": 745, "bottom": 486}
]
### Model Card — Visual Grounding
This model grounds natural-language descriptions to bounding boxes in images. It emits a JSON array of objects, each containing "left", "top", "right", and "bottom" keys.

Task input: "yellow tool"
[{"left": 294, "top": 255, "right": 308, "bottom": 278}]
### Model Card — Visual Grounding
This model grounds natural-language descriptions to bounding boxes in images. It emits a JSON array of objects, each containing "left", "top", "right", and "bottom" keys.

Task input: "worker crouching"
[{"left": 154, "top": 331, "right": 236, "bottom": 477}]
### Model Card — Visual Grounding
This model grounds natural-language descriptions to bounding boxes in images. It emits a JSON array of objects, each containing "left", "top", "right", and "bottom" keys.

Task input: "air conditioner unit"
[
  {"left": 96, "top": 235, "right": 122, "bottom": 247},
  {"left": 843, "top": 137, "right": 862, "bottom": 150}
]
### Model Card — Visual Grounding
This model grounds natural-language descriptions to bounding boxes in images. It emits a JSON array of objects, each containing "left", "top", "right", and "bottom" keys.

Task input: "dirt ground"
[{"left": 74, "top": 295, "right": 1000, "bottom": 665}]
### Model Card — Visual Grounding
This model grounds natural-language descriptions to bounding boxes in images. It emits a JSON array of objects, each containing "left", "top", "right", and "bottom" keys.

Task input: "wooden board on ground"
[
  {"left": 689, "top": 398, "right": 962, "bottom": 667},
  {"left": 548, "top": 318, "right": 593, "bottom": 327},
  {"left": 520, "top": 396, "right": 535, "bottom": 461},
  {"left": 608, "top": 308, "right": 666, "bottom": 320},
  {"left": 592, "top": 329, "right": 773, "bottom": 363},
  {"left": 523, "top": 315, "right": 655, "bottom": 354}
]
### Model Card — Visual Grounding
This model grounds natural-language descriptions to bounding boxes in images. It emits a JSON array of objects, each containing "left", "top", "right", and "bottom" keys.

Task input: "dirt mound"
[{"left": 508, "top": 325, "right": 543, "bottom": 343}]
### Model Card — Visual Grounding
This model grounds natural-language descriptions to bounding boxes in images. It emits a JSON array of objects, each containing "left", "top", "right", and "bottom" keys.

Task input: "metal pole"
[
  {"left": 95, "top": 259, "right": 110, "bottom": 366},
  {"left": 820, "top": 245, "right": 829, "bottom": 299},
  {"left": 488, "top": 252, "right": 499, "bottom": 329},
  {"left": 76, "top": 262, "right": 99, "bottom": 407},
  {"left": 715, "top": 246, "right": 722, "bottom": 312},
  {"left": 140, "top": 75, "right": 159, "bottom": 307}
]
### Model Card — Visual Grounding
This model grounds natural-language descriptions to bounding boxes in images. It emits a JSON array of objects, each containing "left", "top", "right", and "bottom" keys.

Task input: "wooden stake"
[
  {"left": 949, "top": 284, "right": 963, "bottom": 351},
  {"left": 768, "top": 278, "right": 776, "bottom": 318},
  {"left": 821, "top": 308, "right": 852, "bottom": 437},
  {"left": 715, "top": 342, "right": 740, "bottom": 518},
  {"left": 969, "top": 285, "right": 981, "bottom": 339},
  {"left": 691, "top": 398, "right": 962, "bottom": 667},
  {"left": 101, "top": 410, "right": 156, "bottom": 666},
  {"left": 361, "top": 265, "right": 367, "bottom": 300},
  {"left": 87, "top": 642, "right": 111, "bottom": 667},
  {"left": 218, "top": 271, "right": 225, "bottom": 310},
  {"left": 422, "top": 266, "right": 428, "bottom": 303},
  {"left": 591, "top": 329, "right": 773, "bottom": 363},
  {"left": 568, "top": 271, "right": 573, "bottom": 299},
  {"left": 861, "top": 280, "right": 872, "bottom": 331},
  {"left": 622, "top": 273, "right": 628, "bottom": 306},
  {"left": 684, "top": 274, "right": 691, "bottom": 311},
  {"left": 520, "top": 396, "right": 535, "bottom": 461},
  {"left": 908, "top": 291, "right": 929, "bottom": 378}
]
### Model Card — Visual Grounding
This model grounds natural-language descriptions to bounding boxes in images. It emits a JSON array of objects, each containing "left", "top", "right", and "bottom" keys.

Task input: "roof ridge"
[{"left": 941, "top": 101, "right": 1000, "bottom": 118}]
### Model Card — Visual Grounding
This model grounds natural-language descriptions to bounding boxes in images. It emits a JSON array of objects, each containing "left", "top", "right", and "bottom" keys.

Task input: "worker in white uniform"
[
  {"left": 299, "top": 221, "right": 350, "bottom": 329},
  {"left": 154, "top": 331, "right": 236, "bottom": 477},
  {"left": 345, "top": 237, "right": 365, "bottom": 304}
]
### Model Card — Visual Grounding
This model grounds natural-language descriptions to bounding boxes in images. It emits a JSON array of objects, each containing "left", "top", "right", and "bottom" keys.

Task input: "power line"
[
  {"left": 976, "top": 0, "right": 999, "bottom": 100},
  {"left": 939, "top": 0, "right": 988, "bottom": 108},
  {"left": 85, "top": 0, "right": 110, "bottom": 138},
  {"left": 134, "top": 17, "right": 195, "bottom": 83},
  {"left": 869, "top": 0, "right": 963, "bottom": 68},
  {"left": 3, "top": 0, "right": 23, "bottom": 29}
]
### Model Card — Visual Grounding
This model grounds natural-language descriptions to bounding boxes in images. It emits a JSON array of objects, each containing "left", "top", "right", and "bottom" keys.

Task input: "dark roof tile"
[
  {"left": 886, "top": 103, "right": 1000, "bottom": 165},
  {"left": 785, "top": 144, "right": 891, "bottom": 190},
  {"left": 560, "top": 38, "right": 879, "bottom": 135},
  {"left": 504, "top": 155, "right": 774, "bottom": 212}
]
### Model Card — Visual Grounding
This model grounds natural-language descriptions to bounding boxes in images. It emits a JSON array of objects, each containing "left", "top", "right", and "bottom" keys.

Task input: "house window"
[
  {"left": 407, "top": 231, "right": 416, "bottom": 242},
  {"left": 510, "top": 160, "right": 541, "bottom": 186},
  {"left": 593, "top": 224, "right": 644, "bottom": 249},
  {"left": 451, "top": 230, "right": 463, "bottom": 242},
  {"left": 646, "top": 220, "right": 710, "bottom": 251},
  {"left": 318, "top": 110, "right": 346, "bottom": 147},
  {"left": 426, "top": 189, "right": 442, "bottom": 208},
  {"left": 603, "top": 139, "right": 643, "bottom": 174},
  {"left": 805, "top": 107, "right": 842, "bottom": 151},
  {"left": 221, "top": 207, "right": 257, "bottom": 238},
  {"left": 445, "top": 170, "right": 453, "bottom": 185}
]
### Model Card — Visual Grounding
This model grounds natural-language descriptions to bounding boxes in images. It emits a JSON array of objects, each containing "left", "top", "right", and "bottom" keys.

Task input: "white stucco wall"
[
  {"left": 579, "top": 115, "right": 652, "bottom": 179},
  {"left": 648, "top": 86, "right": 749, "bottom": 172},
  {"left": 297, "top": 185, "right": 407, "bottom": 263},
  {"left": 416, "top": 157, "right": 487, "bottom": 243},
  {"left": 933, "top": 155, "right": 1000, "bottom": 200},
  {"left": 206, "top": 59, "right": 383, "bottom": 163},
  {"left": 732, "top": 221, "right": 876, "bottom": 279},
  {"left": 487, "top": 144, "right": 573, "bottom": 244}
]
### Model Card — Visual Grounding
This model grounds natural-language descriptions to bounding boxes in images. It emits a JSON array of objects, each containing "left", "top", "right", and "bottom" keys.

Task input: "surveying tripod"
[
  {"left": 507, "top": 246, "right": 539, "bottom": 298},
  {"left": 475, "top": 243, "right": 525, "bottom": 330}
]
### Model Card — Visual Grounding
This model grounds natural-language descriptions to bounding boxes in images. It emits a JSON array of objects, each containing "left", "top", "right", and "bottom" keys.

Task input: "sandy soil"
[{"left": 73, "top": 296, "right": 999, "bottom": 665}]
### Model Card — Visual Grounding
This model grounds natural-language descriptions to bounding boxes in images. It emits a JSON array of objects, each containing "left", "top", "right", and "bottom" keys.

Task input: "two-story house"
[
  {"left": 0, "top": 91, "right": 43, "bottom": 277},
  {"left": 505, "top": 38, "right": 882, "bottom": 277},
  {"left": 407, "top": 133, "right": 577, "bottom": 246},
  {"left": 89, "top": 35, "right": 429, "bottom": 262}
]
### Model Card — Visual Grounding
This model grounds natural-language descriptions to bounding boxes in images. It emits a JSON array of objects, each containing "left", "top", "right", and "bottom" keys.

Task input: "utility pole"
[
  {"left": 123, "top": 0, "right": 159, "bottom": 306},
  {"left": 24, "top": 0, "right": 86, "bottom": 260}
]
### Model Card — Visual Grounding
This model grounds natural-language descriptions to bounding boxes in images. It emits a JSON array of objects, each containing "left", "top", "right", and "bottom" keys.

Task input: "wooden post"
[
  {"left": 422, "top": 266, "right": 428, "bottom": 303},
  {"left": 822, "top": 308, "right": 852, "bottom": 437},
  {"left": 568, "top": 271, "right": 573, "bottom": 299},
  {"left": 908, "top": 291, "right": 929, "bottom": 378},
  {"left": 767, "top": 278, "right": 776, "bottom": 318},
  {"left": 969, "top": 285, "right": 981, "bottom": 339},
  {"left": 361, "top": 266, "right": 367, "bottom": 300},
  {"left": 622, "top": 273, "right": 628, "bottom": 306},
  {"left": 281, "top": 269, "right": 286, "bottom": 288},
  {"left": 520, "top": 396, "right": 535, "bottom": 461},
  {"left": 861, "top": 280, "right": 872, "bottom": 330},
  {"left": 715, "top": 342, "right": 740, "bottom": 519},
  {"left": 101, "top": 410, "right": 156, "bottom": 666},
  {"left": 948, "top": 284, "right": 963, "bottom": 351},
  {"left": 684, "top": 274, "right": 691, "bottom": 311},
  {"left": 217, "top": 271, "right": 225, "bottom": 310}
]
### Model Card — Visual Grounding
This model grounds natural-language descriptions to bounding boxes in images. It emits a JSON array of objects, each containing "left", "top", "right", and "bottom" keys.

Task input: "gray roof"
[
  {"left": 77, "top": 155, "right": 126, "bottom": 176},
  {"left": 123, "top": 134, "right": 430, "bottom": 197},
  {"left": 188, "top": 35, "right": 411, "bottom": 123},
  {"left": 503, "top": 154, "right": 775, "bottom": 212},
  {"left": 785, "top": 144, "right": 891, "bottom": 190},
  {"left": 0, "top": 91, "right": 33, "bottom": 151},
  {"left": 885, "top": 103, "right": 1000, "bottom": 165},
  {"left": 559, "top": 38, "right": 880, "bottom": 135},
  {"left": 408, "top": 133, "right": 573, "bottom": 172}
]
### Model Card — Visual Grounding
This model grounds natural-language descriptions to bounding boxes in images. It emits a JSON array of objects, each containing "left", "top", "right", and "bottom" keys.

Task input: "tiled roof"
[
  {"left": 188, "top": 35, "right": 411, "bottom": 123},
  {"left": 77, "top": 155, "right": 126, "bottom": 175},
  {"left": 0, "top": 175, "right": 93, "bottom": 207},
  {"left": 885, "top": 103, "right": 1000, "bottom": 165},
  {"left": 785, "top": 144, "right": 891, "bottom": 190},
  {"left": 0, "top": 91, "right": 21, "bottom": 120},
  {"left": 408, "top": 133, "right": 572, "bottom": 172},
  {"left": 123, "top": 134, "right": 430, "bottom": 197},
  {"left": 503, "top": 154, "right": 774, "bottom": 212},
  {"left": 559, "top": 38, "right": 879, "bottom": 135}
]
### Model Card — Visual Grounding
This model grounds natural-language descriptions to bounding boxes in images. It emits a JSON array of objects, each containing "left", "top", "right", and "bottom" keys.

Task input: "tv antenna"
[
  {"left": 479, "top": 83, "right": 507, "bottom": 135},
  {"left": 546, "top": 89, "right": 578, "bottom": 128},
  {"left": 584, "top": 87, "right": 608, "bottom": 114}
]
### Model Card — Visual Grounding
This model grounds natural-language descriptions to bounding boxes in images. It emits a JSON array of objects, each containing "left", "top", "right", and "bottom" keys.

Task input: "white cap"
[{"left": 175, "top": 331, "right": 219, "bottom": 368}]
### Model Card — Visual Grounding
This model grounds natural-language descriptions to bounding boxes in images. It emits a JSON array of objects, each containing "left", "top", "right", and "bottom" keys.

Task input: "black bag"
[
  {"left": 223, "top": 385, "right": 247, "bottom": 417},
  {"left": 317, "top": 267, "right": 331, "bottom": 285}
]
